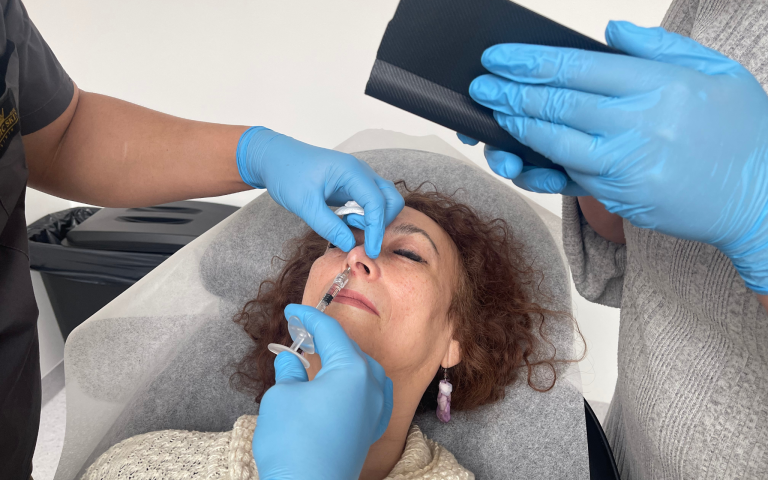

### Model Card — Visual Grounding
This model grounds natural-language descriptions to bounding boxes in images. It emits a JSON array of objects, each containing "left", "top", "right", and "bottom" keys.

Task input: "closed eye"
[
  {"left": 394, "top": 249, "right": 426, "bottom": 264},
  {"left": 329, "top": 243, "right": 426, "bottom": 264}
]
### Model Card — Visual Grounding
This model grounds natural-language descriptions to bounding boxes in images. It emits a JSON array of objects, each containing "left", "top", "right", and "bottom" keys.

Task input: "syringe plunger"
[{"left": 267, "top": 265, "right": 351, "bottom": 369}]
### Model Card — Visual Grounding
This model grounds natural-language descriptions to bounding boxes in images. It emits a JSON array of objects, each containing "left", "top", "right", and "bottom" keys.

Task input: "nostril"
[{"left": 363, "top": 264, "right": 371, "bottom": 274}]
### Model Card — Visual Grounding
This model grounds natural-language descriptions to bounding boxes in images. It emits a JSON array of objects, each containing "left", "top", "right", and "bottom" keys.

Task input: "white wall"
[{"left": 24, "top": 0, "right": 673, "bottom": 404}]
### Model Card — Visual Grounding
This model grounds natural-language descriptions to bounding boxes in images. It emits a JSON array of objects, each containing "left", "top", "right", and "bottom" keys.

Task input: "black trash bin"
[{"left": 28, "top": 201, "right": 237, "bottom": 340}]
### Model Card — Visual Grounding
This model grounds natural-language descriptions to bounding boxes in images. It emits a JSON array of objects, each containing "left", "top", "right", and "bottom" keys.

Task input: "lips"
[{"left": 334, "top": 289, "right": 380, "bottom": 316}]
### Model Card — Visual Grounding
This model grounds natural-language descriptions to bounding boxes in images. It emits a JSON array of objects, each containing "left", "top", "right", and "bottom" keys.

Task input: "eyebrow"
[{"left": 391, "top": 223, "right": 440, "bottom": 256}]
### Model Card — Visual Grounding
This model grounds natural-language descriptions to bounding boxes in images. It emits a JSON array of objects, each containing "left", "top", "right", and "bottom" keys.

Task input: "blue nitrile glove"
[
  {"left": 466, "top": 21, "right": 768, "bottom": 293},
  {"left": 252, "top": 304, "right": 394, "bottom": 480},
  {"left": 237, "top": 127, "right": 404, "bottom": 258},
  {"left": 456, "top": 133, "right": 589, "bottom": 196}
]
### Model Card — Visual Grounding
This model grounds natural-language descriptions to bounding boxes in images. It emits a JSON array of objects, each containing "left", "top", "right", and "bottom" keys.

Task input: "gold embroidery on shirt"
[{"left": 0, "top": 107, "right": 19, "bottom": 150}]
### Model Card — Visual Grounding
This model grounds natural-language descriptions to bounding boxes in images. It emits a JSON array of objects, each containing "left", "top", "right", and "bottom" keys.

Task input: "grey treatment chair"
[{"left": 56, "top": 138, "right": 613, "bottom": 480}]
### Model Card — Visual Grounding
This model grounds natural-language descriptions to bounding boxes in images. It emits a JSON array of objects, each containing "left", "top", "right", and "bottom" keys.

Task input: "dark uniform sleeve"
[
  {"left": 0, "top": 3, "right": 74, "bottom": 478},
  {"left": 4, "top": 0, "right": 74, "bottom": 134}
]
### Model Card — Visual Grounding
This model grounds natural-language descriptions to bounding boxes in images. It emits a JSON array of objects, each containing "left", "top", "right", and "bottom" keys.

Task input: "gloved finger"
[
  {"left": 470, "top": 75, "right": 614, "bottom": 135},
  {"left": 374, "top": 176, "right": 405, "bottom": 227},
  {"left": 493, "top": 112, "right": 601, "bottom": 176},
  {"left": 509, "top": 166, "right": 590, "bottom": 196},
  {"left": 457, "top": 133, "right": 479, "bottom": 145},
  {"left": 484, "top": 145, "right": 524, "bottom": 179},
  {"left": 297, "top": 195, "right": 356, "bottom": 252},
  {"left": 375, "top": 377, "right": 394, "bottom": 441},
  {"left": 349, "top": 336, "right": 367, "bottom": 359},
  {"left": 565, "top": 169, "right": 612, "bottom": 201},
  {"left": 273, "top": 351, "right": 309, "bottom": 384},
  {"left": 343, "top": 181, "right": 402, "bottom": 241},
  {"left": 359, "top": 351, "right": 393, "bottom": 442},
  {"left": 511, "top": 166, "right": 568, "bottom": 194},
  {"left": 481, "top": 43, "right": 685, "bottom": 97},
  {"left": 362, "top": 352, "right": 387, "bottom": 388},
  {"left": 340, "top": 175, "right": 387, "bottom": 259},
  {"left": 284, "top": 304, "right": 360, "bottom": 368},
  {"left": 559, "top": 179, "right": 591, "bottom": 197},
  {"left": 343, "top": 213, "right": 366, "bottom": 231},
  {"left": 605, "top": 21, "right": 740, "bottom": 76}
]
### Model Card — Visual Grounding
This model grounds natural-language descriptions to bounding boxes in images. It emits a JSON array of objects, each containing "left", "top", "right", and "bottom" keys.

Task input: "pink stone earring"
[{"left": 436, "top": 367, "right": 453, "bottom": 423}]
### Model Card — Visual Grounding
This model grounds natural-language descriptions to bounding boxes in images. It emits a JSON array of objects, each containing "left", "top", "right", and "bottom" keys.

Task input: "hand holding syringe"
[
  {"left": 267, "top": 266, "right": 351, "bottom": 368},
  {"left": 254, "top": 301, "right": 393, "bottom": 480}
]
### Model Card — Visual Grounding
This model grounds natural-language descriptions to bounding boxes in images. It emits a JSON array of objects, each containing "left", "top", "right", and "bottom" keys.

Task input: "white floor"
[{"left": 33, "top": 390, "right": 67, "bottom": 480}]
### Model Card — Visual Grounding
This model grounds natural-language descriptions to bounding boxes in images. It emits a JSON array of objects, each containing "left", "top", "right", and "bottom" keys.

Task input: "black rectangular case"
[{"left": 365, "top": 0, "right": 619, "bottom": 171}]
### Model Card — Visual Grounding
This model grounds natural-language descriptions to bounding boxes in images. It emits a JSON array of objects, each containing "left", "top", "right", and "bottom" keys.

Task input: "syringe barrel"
[
  {"left": 315, "top": 266, "right": 351, "bottom": 313},
  {"left": 316, "top": 294, "right": 333, "bottom": 312},
  {"left": 326, "top": 283, "right": 343, "bottom": 298}
]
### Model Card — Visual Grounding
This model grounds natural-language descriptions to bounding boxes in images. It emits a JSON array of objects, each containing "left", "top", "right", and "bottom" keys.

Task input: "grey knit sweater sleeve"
[
  {"left": 562, "top": 198, "right": 626, "bottom": 307},
  {"left": 660, "top": 0, "right": 698, "bottom": 37},
  {"left": 561, "top": 1, "right": 768, "bottom": 479}
]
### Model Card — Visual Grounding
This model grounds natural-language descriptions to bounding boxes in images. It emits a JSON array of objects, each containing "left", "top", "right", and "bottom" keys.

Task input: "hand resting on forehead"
[{"left": 82, "top": 182, "right": 581, "bottom": 480}]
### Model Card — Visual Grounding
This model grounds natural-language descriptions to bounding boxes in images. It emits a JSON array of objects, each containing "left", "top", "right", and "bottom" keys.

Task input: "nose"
[{"left": 346, "top": 245, "right": 381, "bottom": 281}]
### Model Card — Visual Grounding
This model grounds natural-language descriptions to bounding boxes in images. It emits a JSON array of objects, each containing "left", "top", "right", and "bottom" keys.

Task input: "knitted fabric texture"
[
  {"left": 82, "top": 416, "right": 473, "bottom": 480},
  {"left": 561, "top": 4, "right": 768, "bottom": 478}
]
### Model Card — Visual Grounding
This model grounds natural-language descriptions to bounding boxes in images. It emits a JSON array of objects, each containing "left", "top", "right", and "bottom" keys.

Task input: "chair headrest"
[
  {"left": 201, "top": 148, "right": 587, "bottom": 478},
  {"left": 58, "top": 148, "right": 588, "bottom": 480}
]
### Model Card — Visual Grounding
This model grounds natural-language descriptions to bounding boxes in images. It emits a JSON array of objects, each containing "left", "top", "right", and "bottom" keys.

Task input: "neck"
[
  {"left": 357, "top": 387, "right": 421, "bottom": 480},
  {"left": 303, "top": 354, "right": 436, "bottom": 480}
]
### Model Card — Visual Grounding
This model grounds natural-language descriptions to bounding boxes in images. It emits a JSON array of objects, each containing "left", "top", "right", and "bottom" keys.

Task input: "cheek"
[
  {"left": 302, "top": 255, "right": 337, "bottom": 305},
  {"left": 378, "top": 275, "right": 448, "bottom": 372},
  {"left": 388, "top": 272, "right": 443, "bottom": 329}
]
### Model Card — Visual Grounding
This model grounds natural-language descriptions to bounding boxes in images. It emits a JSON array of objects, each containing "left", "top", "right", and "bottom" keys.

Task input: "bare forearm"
[
  {"left": 577, "top": 195, "right": 626, "bottom": 245},
  {"left": 757, "top": 294, "right": 768, "bottom": 315},
  {"left": 28, "top": 90, "right": 250, "bottom": 207}
]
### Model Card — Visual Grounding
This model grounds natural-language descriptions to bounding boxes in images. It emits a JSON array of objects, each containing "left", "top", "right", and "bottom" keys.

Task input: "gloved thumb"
[
  {"left": 358, "top": 352, "right": 393, "bottom": 442},
  {"left": 284, "top": 304, "right": 359, "bottom": 368},
  {"left": 484, "top": 146, "right": 524, "bottom": 179},
  {"left": 343, "top": 213, "right": 366, "bottom": 231},
  {"left": 457, "top": 133, "right": 479, "bottom": 146},
  {"left": 512, "top": 166, "right": 591, "bottom": 196},
  {"left": 509, "top": 166, "right": 567, "bottom": 194},
  {"left": 274, "top": 351, "right": 308, "bottom": 384},
  {"left": 604, "top": 21, "right": 738, "bottom": 75}
]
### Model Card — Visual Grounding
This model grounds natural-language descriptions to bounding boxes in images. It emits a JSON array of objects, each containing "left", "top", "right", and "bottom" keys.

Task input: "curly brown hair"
[{"left": 231, "top": 182, "right": 578, "bottom": 413}]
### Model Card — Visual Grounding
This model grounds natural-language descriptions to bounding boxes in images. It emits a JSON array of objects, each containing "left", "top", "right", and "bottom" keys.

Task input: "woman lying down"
[{"left": 84, "top": 182, "right": 577, "bottom": 480}]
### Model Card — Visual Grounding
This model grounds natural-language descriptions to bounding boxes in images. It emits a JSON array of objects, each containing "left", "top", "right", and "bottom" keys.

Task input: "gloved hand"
[
  {"left": 465, "top": 21, "right": 768, "bottom": 293},
  {"left": 237, "top": 127, "right": 404, "bottom": 258},
  {"left": 252, "top": 304, "right": 394, "bottom": 480},
  {"left": 456, "top": 134, "right": 589, "bottom": 196}
]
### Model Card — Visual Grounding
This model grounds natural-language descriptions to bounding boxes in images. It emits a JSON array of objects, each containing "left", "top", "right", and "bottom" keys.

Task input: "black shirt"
[{"left": 0, "top": 1, "right": 74, "bottom": 478}]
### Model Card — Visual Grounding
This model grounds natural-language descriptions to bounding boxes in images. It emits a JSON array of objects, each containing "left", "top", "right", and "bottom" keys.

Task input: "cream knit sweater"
[{"left": 82, "top": 416, "right": 473, "bottom": 480}]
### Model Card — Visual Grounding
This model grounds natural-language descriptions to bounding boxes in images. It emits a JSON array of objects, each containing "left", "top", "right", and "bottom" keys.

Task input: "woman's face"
[{"left": 302, "top": 207, "right": 462, "bottom": 390}]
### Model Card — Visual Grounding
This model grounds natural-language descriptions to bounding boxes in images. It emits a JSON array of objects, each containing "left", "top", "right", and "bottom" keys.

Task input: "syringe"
[
  {"left": 316, "top": 266, "right": 351, "bottom": 313},
  {"left": 267, "top": 265, "right": 351, "bottom": 369}
]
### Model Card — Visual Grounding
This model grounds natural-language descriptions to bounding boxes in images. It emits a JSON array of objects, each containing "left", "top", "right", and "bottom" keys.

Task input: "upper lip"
[{"left": 336, "top": 288, "right": 380, "bottom": 316}]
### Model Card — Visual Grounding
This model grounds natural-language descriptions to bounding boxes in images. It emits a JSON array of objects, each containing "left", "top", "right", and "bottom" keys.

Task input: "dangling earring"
[{"left": 436, "top": 367, "right": 453, "bottom": 423}]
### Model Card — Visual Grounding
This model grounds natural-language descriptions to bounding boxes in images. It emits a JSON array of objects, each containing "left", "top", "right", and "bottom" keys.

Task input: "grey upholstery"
[{"left": 62, "top": 148, "right": 588, "bottom": 480}]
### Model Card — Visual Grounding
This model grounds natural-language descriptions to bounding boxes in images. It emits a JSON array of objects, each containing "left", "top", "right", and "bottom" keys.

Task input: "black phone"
[{"left": 365, "top": 0, "right": 620, "bottom": 172}]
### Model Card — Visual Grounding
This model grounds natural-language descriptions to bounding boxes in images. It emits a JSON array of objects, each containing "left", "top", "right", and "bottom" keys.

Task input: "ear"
[{"left": 440, "top": 338, "right": 461, "bottom": 369}]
